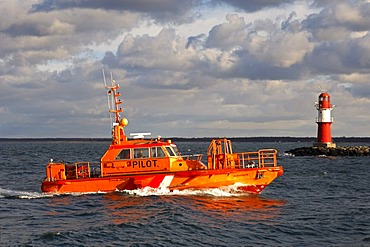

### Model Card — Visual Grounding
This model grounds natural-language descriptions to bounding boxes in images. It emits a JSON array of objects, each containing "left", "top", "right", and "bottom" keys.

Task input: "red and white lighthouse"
[{"left": 314, "top": 92, "right": 336, "bottom": 148}]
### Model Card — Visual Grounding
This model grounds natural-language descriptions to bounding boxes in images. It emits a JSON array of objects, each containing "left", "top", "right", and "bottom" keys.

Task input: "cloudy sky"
[{"left": 1, "top": 0, "right": 370, "bottom": 138}]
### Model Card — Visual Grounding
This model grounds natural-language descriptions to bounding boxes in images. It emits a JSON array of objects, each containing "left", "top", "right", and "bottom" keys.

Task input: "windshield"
[{"left": 165, "top": 146, "right": 177, "bottom": 157}]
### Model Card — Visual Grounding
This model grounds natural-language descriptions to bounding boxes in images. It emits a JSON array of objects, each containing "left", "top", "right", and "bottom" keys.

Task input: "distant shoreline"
[{"left": 1, "top": 137, "right": 369, "bottom": 142}]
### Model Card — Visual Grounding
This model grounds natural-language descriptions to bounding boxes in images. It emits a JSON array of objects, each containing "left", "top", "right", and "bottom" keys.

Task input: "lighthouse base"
[{"left": 313, "top": 142, "right": 336, "bottom": 148}]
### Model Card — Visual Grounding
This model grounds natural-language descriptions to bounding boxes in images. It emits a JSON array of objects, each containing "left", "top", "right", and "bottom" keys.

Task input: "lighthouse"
[{"left": 314, "top": 92, "right": 336, "bottom": 148}]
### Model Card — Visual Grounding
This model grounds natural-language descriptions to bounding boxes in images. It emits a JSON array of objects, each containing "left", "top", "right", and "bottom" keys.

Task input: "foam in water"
[
  {"left": 122, "top": 183, "right": 251, "bottom": 197},
  {"left": 0, "top": 187, "right": 53, "bottom": 199},
  {"left": 0, "top": 183, "right": 252, "bottom": 199},
  {"left": 64, "top": 191, "right": 107, "bottom": 196}
]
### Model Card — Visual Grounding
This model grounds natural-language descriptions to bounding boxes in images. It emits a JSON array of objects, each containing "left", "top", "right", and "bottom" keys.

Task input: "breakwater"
[{"left": 286, "top": 146, "right": 370, "bottom": 156}]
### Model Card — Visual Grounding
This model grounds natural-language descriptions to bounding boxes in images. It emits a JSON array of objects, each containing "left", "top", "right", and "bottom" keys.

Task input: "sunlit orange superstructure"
[{"left": 41, "top": 72, "right": 283, "bottom": 194}]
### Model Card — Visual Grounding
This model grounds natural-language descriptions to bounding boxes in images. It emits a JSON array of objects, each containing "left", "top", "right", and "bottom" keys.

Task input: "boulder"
[{"left": 285, "top": 146, "right": 370, "bottom": 156}]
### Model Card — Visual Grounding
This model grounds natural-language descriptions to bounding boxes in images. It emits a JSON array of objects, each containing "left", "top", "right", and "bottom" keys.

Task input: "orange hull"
[{"left": 41, "top": 167, "right": 283, "bottom": 194}]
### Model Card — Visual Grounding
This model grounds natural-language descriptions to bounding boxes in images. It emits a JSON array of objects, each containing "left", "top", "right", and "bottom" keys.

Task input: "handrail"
[
  {"left": 258, "top": 149, "right": 277, "bottom": 168},
  {"left": 182, "top": 154, "right": 203, "bottom": 161},
  {"left": 232, "top": 149, "right": 277, "bottom": 169}
]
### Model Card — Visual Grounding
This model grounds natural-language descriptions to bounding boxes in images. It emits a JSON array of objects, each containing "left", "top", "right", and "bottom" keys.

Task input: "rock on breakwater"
[{"left": 285, "top": 146, "right": 370, "bottom": 156}]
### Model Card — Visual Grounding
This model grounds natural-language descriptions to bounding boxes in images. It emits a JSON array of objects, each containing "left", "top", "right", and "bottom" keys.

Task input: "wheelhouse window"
[
  {"left": 151, "top": 147, "right": 166, "bottom": 158},
  {"left": 134, "top": 148, "right": 150, "bottom": 158},
  {"left": 172, "top": 145, "right": 179, "bottom": 155},
  {"left": 116, "top": 149, "right": 131, "bottom": 160},
  {"left": 165, "top": 146, "right": 178, "bottom": 157}
]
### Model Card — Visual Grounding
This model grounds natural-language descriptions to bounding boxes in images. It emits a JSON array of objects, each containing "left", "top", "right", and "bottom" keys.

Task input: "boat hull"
[{"left": 41, "top": 166, "right": 283, "bottom": 194}]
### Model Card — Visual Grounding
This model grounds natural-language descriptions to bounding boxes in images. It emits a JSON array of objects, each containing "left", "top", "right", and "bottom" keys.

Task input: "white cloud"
[{"left": 1, "top": 0, "right": 370, "bottom": 138}]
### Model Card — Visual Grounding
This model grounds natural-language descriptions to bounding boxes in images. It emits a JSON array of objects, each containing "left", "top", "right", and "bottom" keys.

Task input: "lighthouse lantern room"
[{"left": 314, "top": 92, "right": 336, "bottom": 148}]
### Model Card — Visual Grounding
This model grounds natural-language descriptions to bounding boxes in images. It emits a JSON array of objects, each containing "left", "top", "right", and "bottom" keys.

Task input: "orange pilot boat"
[{"left": 41, "top": 73, "right": 283, "bottom": 194}]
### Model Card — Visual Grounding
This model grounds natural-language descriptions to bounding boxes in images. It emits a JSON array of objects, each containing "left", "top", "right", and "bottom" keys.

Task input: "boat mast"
[{"left": 102, "top": 69, "right": 128, "bottom": 144}]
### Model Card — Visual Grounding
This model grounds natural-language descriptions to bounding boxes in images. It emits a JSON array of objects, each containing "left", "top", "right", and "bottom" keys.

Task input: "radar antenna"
[
  {"left": 102, "top": 68, "right": 123, "bottom": 125},
  {"left": 102, "top": 69, "right": 127, "bottom": 144}
]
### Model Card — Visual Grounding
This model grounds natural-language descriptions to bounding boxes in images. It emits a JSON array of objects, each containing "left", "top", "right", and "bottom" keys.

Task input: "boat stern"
[
  {"left": 45, "top": 162, "right": 67, "bottom": 182},
  {"left": 41, "top": 180, "right": 63, "bottom": 193}
]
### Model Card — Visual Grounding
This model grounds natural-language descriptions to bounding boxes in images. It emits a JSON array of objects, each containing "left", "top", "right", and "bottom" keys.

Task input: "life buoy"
[{"left": 77, "top": 165, "right": 88, "bottom": 178}]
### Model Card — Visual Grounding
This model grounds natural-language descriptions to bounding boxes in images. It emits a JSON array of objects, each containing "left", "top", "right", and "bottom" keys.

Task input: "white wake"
[
  {"left": 0, "top": 187, "right": 53, "bottom": 199},
  {"left": 122, "top": 182, "right": 251, "bottom": 197}
]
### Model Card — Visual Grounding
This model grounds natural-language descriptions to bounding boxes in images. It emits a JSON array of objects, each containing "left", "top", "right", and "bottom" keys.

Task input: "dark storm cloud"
[
  {"left": 348, "top": 83, "right": 370, "bottom": 98},
  {"left": 5, "top": 22, "right": 47, "bottom": 37},
  {"left": 303, "top": 1, "right": 370, "bottom": 39},
  {"left": 101, "top": 51, "right": 119, "bottom": 69},
  {"left": 306, "top": 34, "right": 370, "bottom": 74},
  {"left": 51, "top": 69, "right": 74, "bottom": 83},
  {"left": 31, "top": 0, "right": 199, "bottom": 23},
  {"left": 228, "top": 54, "right": 304, "bottom": 80},
  {"left": 185, "top": 34, "right": 207, "bottom": 50},
  {"left": 213, "top": 0, "right": 295, "bottom": 12}
]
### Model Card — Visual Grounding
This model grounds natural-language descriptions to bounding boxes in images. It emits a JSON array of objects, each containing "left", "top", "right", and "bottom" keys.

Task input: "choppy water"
[{"left": 1, "top": 140, "right": 369, "bottom": 246}]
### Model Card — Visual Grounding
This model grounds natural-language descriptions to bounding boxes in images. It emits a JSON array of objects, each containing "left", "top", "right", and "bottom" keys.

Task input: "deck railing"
[
  {"left": 233, "top": 149, "right": 277, "bottom": 169},
  {"left": 64, "top": 162, "right": 101, "bottom": 179},
  {"left": 182, "top": 154, "right": 203, "bottom": 162}
]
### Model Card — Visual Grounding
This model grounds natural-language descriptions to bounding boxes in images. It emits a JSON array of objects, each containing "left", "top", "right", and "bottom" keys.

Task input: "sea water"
[{"left": 0, "top": 140, "right": 369, "bottom": 246}]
